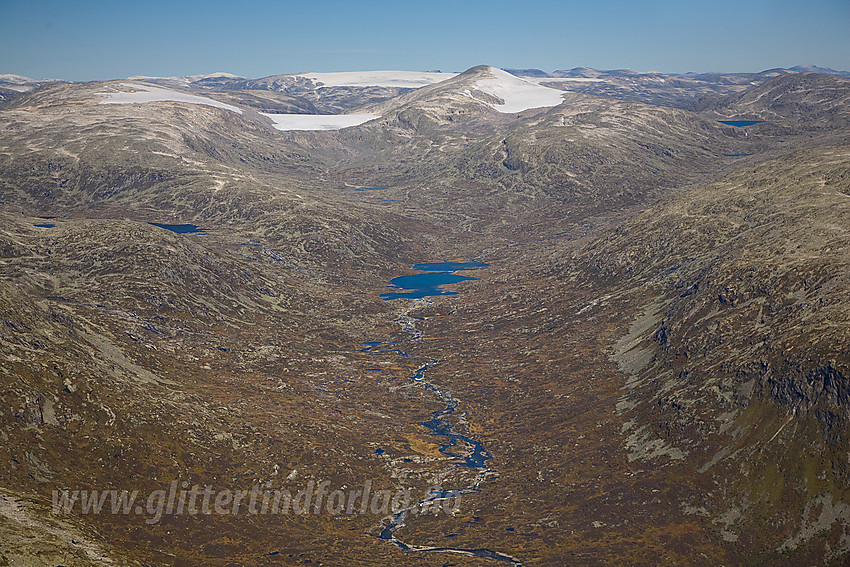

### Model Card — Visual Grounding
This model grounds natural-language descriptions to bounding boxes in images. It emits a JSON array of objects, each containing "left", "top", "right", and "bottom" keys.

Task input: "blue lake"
[
  {"left": 34, "top": 223, "right": 55, "bottom": 228},
  {"left": 149, "top": 222, "right": 209, "bottom": 234},
  {"left": 380, "top": 261, "right": 489, "bottom": 300},
  {"left": 718, "top": 120, "right": 765, "bottom": 127}
]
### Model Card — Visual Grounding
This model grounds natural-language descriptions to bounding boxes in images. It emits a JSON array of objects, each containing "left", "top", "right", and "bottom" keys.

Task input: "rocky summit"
[{"left": 1, "top": 65, "right": 850, "bottom": 566}]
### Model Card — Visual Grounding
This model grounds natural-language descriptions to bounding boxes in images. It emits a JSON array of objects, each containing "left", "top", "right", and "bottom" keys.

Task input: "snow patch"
[
  {"left": 261, "top": 112, "right": 379, "bottom": 131},
  {"left": 471, "top": 67, "right": 565, "bottom": 113},
  {"left": 98, "top": 83, "right": 376, "bottom": 130},
  {"left": 98, "top": 83, "right": 243, "bottom": 114},
  {"left": 185, "top": 72, "right": 244, "bottom": 81},
  {"left": 0, "top": 74, "right": 38, "bottom": 84},
  {"left": 294, "top": 71, "right": 457, "bottom": 88}
]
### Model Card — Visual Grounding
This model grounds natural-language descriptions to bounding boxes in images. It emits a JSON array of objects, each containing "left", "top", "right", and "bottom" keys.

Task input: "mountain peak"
[
  {"left": 363, "top": 64, "right": 566, "bottom": 121},
  {"left": 467, "top": 66, "right": 565, "bottom": 113}
]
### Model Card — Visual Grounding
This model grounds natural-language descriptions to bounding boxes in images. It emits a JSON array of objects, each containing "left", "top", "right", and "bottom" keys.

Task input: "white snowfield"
[
  {"left": 470, "top": 67, "right": 566, "bottom": 113},
  {"left": 125, "top": 72, "right": 245, "bottom": 86},
  {"left": 98, "top": 83, "right": 377, "bottom": 131},
  {"left": 294, "top": 70, "right": 458, "bottom": 88},
  {"left": 95, "top": 67, "right": 564, "bottom": 128},
  {"left": 184, "top": 72, "right": 245, "bottom": 81},
  {"left": 0, "top": 74, "right": 33, "bottom": 84},
  {"left": 99, "top": 83, "right": 244, "bottom": 114},
  {"left": 260, "top": 112, "right": 380, "bottom": 131}
]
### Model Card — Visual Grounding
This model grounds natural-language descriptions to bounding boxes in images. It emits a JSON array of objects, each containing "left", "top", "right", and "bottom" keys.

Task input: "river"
[{"left": 363, "top": 261, "right": 523, "bottom": 565}]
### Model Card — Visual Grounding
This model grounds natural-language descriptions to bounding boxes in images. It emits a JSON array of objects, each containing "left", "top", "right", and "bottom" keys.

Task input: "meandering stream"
[{"left": 363, "top": 262, "right": 523, "bottom": 565}]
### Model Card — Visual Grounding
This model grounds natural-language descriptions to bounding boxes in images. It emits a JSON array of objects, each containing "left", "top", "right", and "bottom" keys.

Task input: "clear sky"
[{"left": 1, "top": 0, "right": 848, "bottom": 81}]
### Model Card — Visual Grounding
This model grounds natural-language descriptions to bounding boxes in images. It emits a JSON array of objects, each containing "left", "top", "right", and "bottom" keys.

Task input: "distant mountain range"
[{"left": 4, "top": 65, "right": 848, "bottom": 111}]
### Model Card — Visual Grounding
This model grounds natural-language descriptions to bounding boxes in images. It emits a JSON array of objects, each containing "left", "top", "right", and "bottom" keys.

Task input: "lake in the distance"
[
  {"left": 149, "top": 222, "right": 209, "bottom": 234},
  {"left": 380, "top": 261, "right": 489, "bottom": 300},
  {"left": 718, "top": 120, "right": 765, "bottom": 127}
]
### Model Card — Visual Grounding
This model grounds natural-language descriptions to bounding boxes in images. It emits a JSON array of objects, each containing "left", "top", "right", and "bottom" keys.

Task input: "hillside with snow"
[
  {"left": 360, "top": 64, "right": 568, "bottom": 123},
  {"left": 260, "top": 112, "right": 379, "bottom": 131},
  {"left": 467, "top": 67, "right": 565, "bottom": 113},
  {"left": 99, "top": 83, "right": 245, "bottom": 114},
  {"left": 97, "top": 82, "right": 379, "bottom": 131}
]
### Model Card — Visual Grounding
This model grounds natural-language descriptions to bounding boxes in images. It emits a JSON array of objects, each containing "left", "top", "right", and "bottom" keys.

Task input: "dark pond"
[
  {"left": 718, "top": 120, "right": 765, "bottom": 127},
  {"left": 149, "top": 222, "right": 209, "bottom": 234},
  {"left": 34, "top": 223, "right": 55, "bottom": 228}
]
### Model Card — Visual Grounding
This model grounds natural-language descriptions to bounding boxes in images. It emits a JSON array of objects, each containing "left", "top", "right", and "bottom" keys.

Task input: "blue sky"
[{"left": 1, "top": 0, "right": 848, "bottom": 80}]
